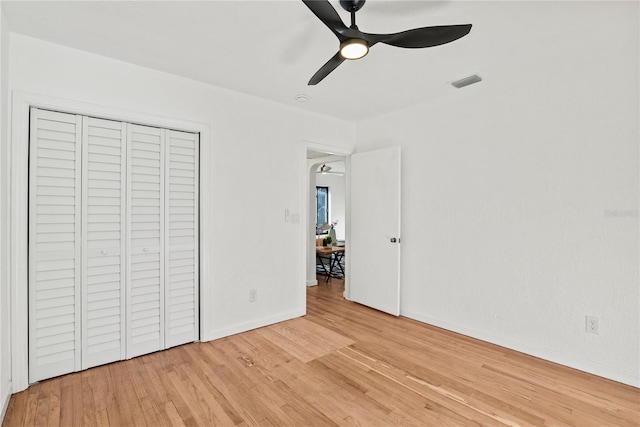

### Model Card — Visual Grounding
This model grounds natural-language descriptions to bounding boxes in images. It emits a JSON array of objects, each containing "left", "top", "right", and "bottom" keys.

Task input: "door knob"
[
  {"left": 390, "top": 238, "right": 397, "bottom": 243},
  {"left": 143, "top": 248, "right": 149, "bottom": 253},
  {"left": 101, "top": 250, "right": 108, "bottom": 255}
]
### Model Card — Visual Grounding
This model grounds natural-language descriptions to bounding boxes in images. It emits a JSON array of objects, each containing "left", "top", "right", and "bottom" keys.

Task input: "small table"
[{"left": 316, "top": 245, "right": 345, "bottom": 282}]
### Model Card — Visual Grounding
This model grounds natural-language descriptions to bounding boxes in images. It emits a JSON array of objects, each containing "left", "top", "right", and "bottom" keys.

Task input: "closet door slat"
[
  {"left": 29, "top": 108, "right": 82, "bottom": 382},
  {"left": 165, "top": 130, "right": 199, "bottom": 347},
  {"left": 127, "top": 124, "right": 165, "bottom": 358},
  {"left": 81, "top": 117, "right": 127, "bottom": 369}
]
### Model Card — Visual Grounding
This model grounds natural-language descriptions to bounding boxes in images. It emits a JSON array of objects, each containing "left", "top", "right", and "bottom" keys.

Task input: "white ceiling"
[
  {"left": 1, "top": 1, "right": 619, "bottom": 122},
  {"left": 307, "top": 149, "right": 331, "bottom": 159}
]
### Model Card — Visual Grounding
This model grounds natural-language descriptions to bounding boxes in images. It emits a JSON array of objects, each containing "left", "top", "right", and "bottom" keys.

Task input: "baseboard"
[
  {"left": 203, "top": 308, "right": 307, "bottom": 342},
  {"left": 402, "top": 309, "right": 640, "bottom": 388},
  {"left": 0, "top": 381, "right": 12, "bottom": 425},
  {"left": 306, "top": 279, "right": 318, "bottom": 287}
]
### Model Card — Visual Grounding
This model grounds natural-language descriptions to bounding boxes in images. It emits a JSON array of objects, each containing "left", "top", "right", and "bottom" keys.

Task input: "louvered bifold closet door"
[
  {"left": 28, "top": 108, "right": 82, "bottom": 383},
  {"left": 81, "top": 117, "right": 126, "bottom": 369},
  {"left": 127, "top": 124, "right": 165, "bottom": 358},
  {"left": 165, "top": 130, "right": 199, "bottom": 348}
]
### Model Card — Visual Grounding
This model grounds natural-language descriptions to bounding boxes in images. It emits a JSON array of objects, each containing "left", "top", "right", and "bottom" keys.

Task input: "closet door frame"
[{"left": 11, "top": 92, "right": 210, "bottom": 392}]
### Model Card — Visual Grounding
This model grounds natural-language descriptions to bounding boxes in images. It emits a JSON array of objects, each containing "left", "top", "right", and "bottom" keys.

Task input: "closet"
[{"left": 28, "top": 108, "right": 199, "bottom": 383}]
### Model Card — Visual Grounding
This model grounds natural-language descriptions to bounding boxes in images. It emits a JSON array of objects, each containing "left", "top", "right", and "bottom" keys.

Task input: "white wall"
[
  {"left": 8, "top": 34, "right": 355, "bottom": 381},
  {"left": 316, "top": 168, "right": 346, "bottom": 240},
  {"left": 355, "top": 2, "right": 639, "bottom": 386},
  {"left": 0, "top": 7, "right": 11, "bottom": 418}
]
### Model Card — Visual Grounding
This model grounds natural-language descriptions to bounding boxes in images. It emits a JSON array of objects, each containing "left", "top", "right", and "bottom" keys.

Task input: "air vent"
[{"left": 451, "top": 74, "right": 482, "bottom": 89}]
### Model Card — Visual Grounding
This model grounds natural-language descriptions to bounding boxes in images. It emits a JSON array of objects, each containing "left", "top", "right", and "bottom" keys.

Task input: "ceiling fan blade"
[
  {"left": 302, "top": 0, "right": 349, "bottom": 42},
  {"left": 366, "top": 24, "right": 472, "bottom": 49},
  {"left": 308, "top": 52, "right": 345, "bottom": 85}
]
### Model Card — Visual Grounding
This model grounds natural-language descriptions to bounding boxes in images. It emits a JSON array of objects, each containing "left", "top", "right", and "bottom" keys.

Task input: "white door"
[
  {"left": 349, "top": 146, "right": 401, "bottom": 316},
  {"left": 165, "top": 130, "right": 199, "bottom": 348},
  {"left": 81, "top": 117, "right": 127, "bottom": 369},
  {"left": 126, "top": 124, "right": 165, "bottom": 358},
  {"left": 28, "top": 108, "right": 83, "bottom": 382}
]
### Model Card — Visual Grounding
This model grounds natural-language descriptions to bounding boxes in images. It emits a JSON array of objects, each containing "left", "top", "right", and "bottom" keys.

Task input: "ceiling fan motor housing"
[{"left": 339, "top": 0, "right": 366, "bottom": 12}]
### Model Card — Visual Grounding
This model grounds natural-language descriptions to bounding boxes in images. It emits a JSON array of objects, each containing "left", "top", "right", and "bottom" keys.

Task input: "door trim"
[{"left": 10, "top": 91, "right": 210, "bottom": 392}]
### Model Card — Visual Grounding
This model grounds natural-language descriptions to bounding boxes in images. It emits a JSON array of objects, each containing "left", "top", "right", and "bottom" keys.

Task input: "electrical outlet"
[
  {"left": 586, "top": 316, "right": 599, "bottom": 334},
  {"left": 249, "top": 289, "right": 257, "bottom": 303}
]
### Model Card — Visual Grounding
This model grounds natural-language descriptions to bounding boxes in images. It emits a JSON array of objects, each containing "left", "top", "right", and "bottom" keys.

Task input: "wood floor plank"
[
  {"left": 45, "top": 377, "right": 61, "bottom": 427},
  {"left": 202, "top": 338, "right": 307, "bottom": 426},
  {"left": 21, "top": 383, "right": 40, "bottom": 426},
  {"left": 3, "top": 389, "right": 24, "bottom": 427},
  {"left": 319, "top": 350, "right": 485, "bottom": 426},
  {"left": 3, "top": 278, "right": 639, "bottom": 426},
  {"left": 340, "top": 342, "right": 546, "bottom": 425},
  {"left": 116, "top": 360, "right": 148, "bottom": 427},
  {"left": 58, "top": 370, "right": 82, "bottom": 427},
  {"left": 257, "top": 317, "right": 354, "bottom": 363},
  {"left": 33, "top": 380, "right": 50, "bottom": 426}
]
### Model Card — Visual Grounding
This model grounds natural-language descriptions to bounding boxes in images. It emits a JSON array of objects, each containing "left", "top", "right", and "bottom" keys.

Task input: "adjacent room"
[
  {"left": 310, "top": 157, "right": 346, "bottom": 284},
  {"left": 0, "top": 1, "right": 638, "bottom": 425}
]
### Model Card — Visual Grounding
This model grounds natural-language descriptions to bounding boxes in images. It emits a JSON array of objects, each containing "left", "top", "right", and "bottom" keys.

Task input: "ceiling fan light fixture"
[
  {"left": 319, "top": 164, "right": 332, "bottom": 173},
  {"left": 340, "top": 39, "right": 369, "bottom": 60}
]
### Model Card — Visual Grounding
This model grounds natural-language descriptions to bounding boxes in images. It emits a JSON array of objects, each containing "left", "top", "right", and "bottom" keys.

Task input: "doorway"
[
  {"left": 303, "top": 145, "right": 351, "bottom": 300},
  {"left": 302, "top": 144, "right": 402, "bottom": 316},
  {"left": 313, "top": 159, "right": 346, "bottom": 284}
]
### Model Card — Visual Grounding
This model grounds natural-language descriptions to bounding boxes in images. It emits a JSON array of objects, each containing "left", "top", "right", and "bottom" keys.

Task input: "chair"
[{"left": 316, "top": 237, "right": 332, "bottom": 278}]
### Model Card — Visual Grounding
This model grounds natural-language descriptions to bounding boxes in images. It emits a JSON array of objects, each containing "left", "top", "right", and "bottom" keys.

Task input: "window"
[{"left": 316, "top": 186, "right": 329, "bottom": 234}]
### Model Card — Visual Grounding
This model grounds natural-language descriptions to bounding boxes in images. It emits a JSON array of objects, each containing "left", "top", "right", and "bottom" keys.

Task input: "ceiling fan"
[
  {"left": 317, "top": 164, "right": 344, "bottom": 175},
  {"left": 302, "top": 0, "right": 472, "bottom": 85}
]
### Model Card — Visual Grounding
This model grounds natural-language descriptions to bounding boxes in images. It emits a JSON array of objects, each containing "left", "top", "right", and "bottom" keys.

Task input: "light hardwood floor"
[{"left": 4, "top": 278, "right": 639, "bottom": 426}]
